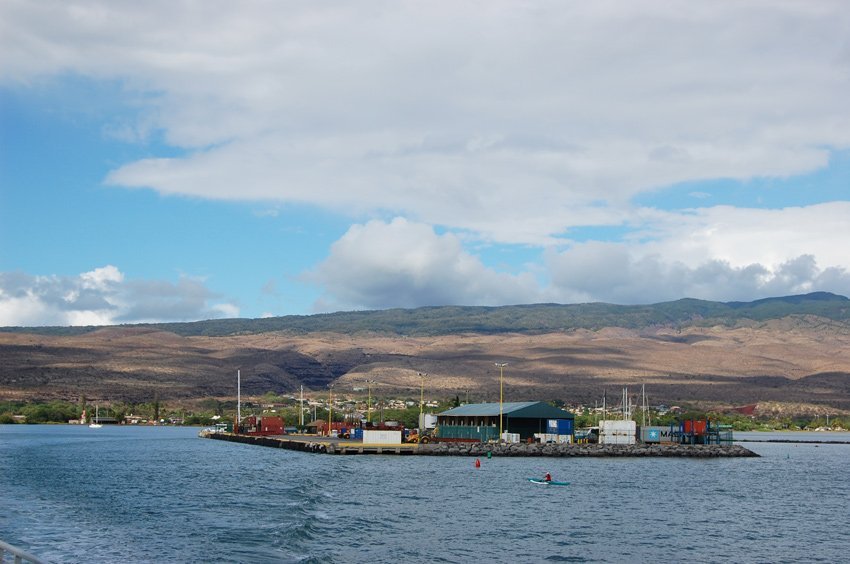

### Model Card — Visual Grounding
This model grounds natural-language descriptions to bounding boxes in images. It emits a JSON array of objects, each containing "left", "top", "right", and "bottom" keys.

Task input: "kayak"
[{"left": 528, "top": 478, "right": 570, "bottom": 486}]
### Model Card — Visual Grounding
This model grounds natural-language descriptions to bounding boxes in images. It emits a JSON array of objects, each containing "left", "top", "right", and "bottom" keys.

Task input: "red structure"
[
  {"left": 236, "top": 415, "right": 284, "bottom": 436},
  {"left": 315, "top": 421, "right": 355, "bottom": 437},
  {"left": 732, "top": 404, "right": 757, "bottom": 416},
  {"left": 682, "top": 419, "right": 708, "bottom": 435},
  {"left": 675, "top": 418, "right": 732, "bottom": 445}
]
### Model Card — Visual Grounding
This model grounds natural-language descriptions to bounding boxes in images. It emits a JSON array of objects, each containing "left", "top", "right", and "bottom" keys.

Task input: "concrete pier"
[{"left": 200, "top": 432, "right": 759, "bottom": 457}]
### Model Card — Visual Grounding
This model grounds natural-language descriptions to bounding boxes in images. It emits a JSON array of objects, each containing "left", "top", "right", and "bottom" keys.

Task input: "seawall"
[
  {"left": 200, "top": 432, "right": 759, "bottom": 457},
  {"left": 419, "top": 441, "right": 758, "bottom": 457}
]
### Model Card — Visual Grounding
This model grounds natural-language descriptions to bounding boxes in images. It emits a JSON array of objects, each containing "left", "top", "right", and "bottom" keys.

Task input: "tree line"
[{"left": 1, "top": 398, "right": 846, "bottom": 431}]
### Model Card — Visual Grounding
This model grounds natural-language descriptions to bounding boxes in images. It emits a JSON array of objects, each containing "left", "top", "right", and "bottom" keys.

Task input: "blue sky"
[{"left": 2, "top": 1, "right": 850, "bottom": 326}]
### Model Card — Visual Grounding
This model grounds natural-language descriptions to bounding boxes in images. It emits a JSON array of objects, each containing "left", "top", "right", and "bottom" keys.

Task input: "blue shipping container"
[{"left": 547, "top": 419, "right": 574, "bottom": 435}]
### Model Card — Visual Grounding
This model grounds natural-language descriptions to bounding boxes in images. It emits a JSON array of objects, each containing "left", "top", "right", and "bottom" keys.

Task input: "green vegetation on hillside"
[{"left": 2, "top": 292, "right": 848, "bottom": 337}]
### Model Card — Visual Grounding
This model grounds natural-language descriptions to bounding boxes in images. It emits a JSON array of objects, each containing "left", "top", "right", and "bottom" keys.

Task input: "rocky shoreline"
[
  {"left": 416, "top": 441, "right": 758, "bottom": 457},
  {"left": 201, "top": 432, "right": 759, "bottom": 457}
]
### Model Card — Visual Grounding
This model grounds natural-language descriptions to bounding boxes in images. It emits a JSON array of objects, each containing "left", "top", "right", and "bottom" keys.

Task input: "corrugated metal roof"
[{"left": 438, "top": 401, "right": 573, "bottom": 419}]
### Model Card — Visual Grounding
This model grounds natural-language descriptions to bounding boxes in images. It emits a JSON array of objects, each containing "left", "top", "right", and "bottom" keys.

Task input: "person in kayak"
[{"left": 544, "top": 472, "right": 552, "bottom": 482}]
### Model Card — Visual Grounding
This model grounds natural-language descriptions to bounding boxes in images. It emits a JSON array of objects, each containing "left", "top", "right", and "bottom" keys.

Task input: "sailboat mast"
[
  {"left": 622, "top": 387, "right": 628, "bottom": 420},
  {"left": 237, "top": 370, "right": 241, "bottom": 425},
  {"left": 602, "top": 390, "right": 606, "bottom": 422}
]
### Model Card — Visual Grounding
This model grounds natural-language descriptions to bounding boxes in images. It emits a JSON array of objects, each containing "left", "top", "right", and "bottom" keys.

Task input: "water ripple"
[{"left": 2, "top": 427, "right": 850, "bottom": 563}]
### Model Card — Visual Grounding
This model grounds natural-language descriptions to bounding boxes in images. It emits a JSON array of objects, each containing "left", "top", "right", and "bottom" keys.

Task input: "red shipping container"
[
  {"left": 259, "top": 416, "right": 284, "bottom": 435},
  {"left": 239, "top": 415, "right": 284, "bottom": 435},
  {"left": 683, "top": 420, "right": 708, "bottom": 435}
]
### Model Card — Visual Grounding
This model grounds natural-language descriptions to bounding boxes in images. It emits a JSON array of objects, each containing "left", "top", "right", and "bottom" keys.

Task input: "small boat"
[
  {"left": 89, "top": 404, "right": 102, "bottom": 429},
  {"left": 528, "top": 478, "right": 570, "bottom": 486}
]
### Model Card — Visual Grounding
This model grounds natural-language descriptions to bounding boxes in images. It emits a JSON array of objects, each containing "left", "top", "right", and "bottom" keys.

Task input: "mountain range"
[{"left": 2, "top": 292, "right": 849, "bottom": 414}]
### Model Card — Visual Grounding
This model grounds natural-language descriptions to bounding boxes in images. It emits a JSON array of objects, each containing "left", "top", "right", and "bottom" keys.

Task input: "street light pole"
[
  {"left": 495, "top": 363, "right": 507, "bottom": 441},
  {"left": 327, "top": 384, "right": 334, "bottom": 437},
  {"left": 366, "top": 380, "right": 373, "bottom": 424},
  {"left": 418, "top": 372, "right": 427, "bottom": 430}
]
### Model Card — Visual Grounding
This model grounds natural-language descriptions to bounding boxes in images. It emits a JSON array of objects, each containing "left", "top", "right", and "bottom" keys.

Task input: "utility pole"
[
  {"left": 418, "top": 372, "right": 427, "bottom": 431},
  {"left": 495, "top": 363, "right": 508, "bottom": 441},
  {"left": 602, "top": 389, "right": 607, "bottom": 422},
  {"left": 366, "top": 380, "right": 374, "bottom": 423},
  {"left": 327, "top": 384, "right": 334, "bottom": 436}
]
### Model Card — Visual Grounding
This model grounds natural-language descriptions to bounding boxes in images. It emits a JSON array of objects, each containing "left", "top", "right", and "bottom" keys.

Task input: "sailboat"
[{"left": 89, "top": 405, "right": 102, "bottom": 428}]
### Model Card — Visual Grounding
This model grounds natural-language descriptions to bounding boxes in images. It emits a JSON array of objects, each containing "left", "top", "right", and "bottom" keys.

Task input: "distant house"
[{"left": 304, "top": 419, "right": 324, "bottom": 434}]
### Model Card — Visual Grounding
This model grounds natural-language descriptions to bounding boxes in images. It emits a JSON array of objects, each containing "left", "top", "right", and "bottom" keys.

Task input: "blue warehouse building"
[{"left": 436, "top": 401, "right": 575, "bottom": 442}]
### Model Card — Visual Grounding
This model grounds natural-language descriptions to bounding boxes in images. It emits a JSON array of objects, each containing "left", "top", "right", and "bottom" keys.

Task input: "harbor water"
[{"left": 2, "top": 425, "right": 849, "bottom": 563}]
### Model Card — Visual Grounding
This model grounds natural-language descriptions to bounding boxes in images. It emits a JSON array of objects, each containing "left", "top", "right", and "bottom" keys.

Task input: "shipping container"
[
  {"left": 260, "top": 416, "right": 284, "bottom": 435},
  {"left": 683, "top": 420, "right": 708, "bottom": 435},
  {"left": 237, "top": 415, "right": 283, "bottom": 436},
  {"left": 547, "top": 418, "right": 574, "bottom": 436},
  {"left": 639, "top": 426, "right": 674, "bottom": 443},
  {"left": 362, "top": 430, "right": 402, "bottom": 445},
  {"left": 599, "top": 419, "right": 636, "bottom": 445}
]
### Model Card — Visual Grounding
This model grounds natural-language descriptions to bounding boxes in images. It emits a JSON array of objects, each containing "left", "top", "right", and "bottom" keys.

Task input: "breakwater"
[
  {"left": 739, "top": 438, "right": 850, "bottom": 444},
  {"left": 419, "top": 441, "right": 758, "bottom": 457},
  {"left": 200, "top": 432, "right": 758, "bottom": 457}
]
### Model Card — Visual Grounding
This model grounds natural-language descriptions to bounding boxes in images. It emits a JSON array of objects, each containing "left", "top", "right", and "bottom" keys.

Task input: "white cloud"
[
  {"left": 79, "top": 265, "right": 123, "bottom": 289},
  {"left": 545, "top": 203, "right": 850, "bottom": 303},
  {"left": 312, "top": 207, "right": 850, "bottom": 310},
  {"left": 0, "top": 266, "right": 239, "bottom": 326},
  {"left": 633, "top": 202, "right": 850, "bottom": 270},
  {"left": 2, "top": 2, "right": 849, "bottom": 244},
  {"left": 3, "top": 2, "right": 850, "bottom": 315},
  {"left": 308, "top": 218, "right": 538, "bottom": 311},
  {"left": 546, "top": 248, "right": 850, "bottom": 305}
]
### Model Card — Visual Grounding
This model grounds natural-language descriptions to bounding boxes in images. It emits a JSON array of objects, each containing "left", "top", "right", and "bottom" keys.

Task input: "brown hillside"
[{"left": 1, "top": 321, "right": 849, "bottom": 412}]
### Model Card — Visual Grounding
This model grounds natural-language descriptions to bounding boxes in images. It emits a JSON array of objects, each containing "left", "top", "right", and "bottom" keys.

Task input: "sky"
[{"left": 2, "top": 1, "right": 850, "bottom": 327}]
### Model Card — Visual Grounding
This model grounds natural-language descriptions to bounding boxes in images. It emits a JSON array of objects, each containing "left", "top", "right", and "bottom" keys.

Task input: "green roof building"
[{"left": 436, "top": 401, "right": 575, "bottom": 442}]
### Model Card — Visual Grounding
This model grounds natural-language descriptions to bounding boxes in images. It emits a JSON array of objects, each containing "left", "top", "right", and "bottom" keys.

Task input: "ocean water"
[{"left": 1, "top": 425, "right": 849, "bottom": 563}]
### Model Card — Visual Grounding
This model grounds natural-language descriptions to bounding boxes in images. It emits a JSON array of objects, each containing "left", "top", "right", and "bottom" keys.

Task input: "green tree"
[
  {"left": 20, "top": 401, "right": 78, "bottom": 423},
  {"left": 379, "top": 407, "right": 419, "bottom": 428}
]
